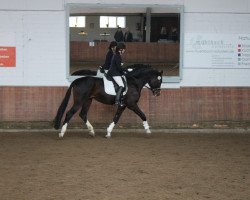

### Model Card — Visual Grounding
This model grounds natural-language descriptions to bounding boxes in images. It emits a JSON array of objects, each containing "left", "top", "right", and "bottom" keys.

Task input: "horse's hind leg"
[
  {"left": 79, "top": 99, "right": 95, "bottom": 137},
  {"left": 59, "top": 103, "right": 81, "bottom": 138},
  {"left": 106, "top": 106, "right": 126, "bottom": 138}
]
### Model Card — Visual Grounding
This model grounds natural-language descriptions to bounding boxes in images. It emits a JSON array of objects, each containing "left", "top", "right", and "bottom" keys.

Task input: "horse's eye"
[{"left": 157, "top": 76, "right": 161, "bottom": 80}]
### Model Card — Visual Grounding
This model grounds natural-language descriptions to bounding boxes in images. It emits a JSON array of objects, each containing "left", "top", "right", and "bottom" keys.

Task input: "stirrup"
[
  {"left": 118, "top": 100, "right": 125, "bottom": 107},
  {"left": 115, "top": 100, "right": 124, "bottom": 106}
]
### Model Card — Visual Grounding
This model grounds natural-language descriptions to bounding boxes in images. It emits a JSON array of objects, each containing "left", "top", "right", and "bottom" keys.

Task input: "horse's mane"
[
  {"left": 72, "top": 69, "right": 97, "bottom": 76},
  {"left": 124, "top": 64, "right": 157, "bottom": 78},
  {"left": 124, "top": 63, "right": 152, "bottom": 71}
]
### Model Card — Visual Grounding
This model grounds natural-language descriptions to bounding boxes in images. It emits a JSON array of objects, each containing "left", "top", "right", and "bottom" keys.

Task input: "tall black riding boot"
[{"left": 115, "top": 86, "right": 124, "bottom": 106}]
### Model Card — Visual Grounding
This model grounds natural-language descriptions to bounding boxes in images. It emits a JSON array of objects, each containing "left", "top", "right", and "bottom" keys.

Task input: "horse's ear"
[{"left": 160, "top": 70, "right": 163, "bottom": 75}]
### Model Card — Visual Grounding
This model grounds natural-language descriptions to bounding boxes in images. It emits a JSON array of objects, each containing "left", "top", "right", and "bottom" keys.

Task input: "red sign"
[{"left": 0, "top": 46, "right": 16, "bottom": 67}]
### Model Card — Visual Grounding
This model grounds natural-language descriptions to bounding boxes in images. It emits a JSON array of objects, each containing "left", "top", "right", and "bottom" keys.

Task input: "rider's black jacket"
[
  {"left": 107, "top": 52, "right": 123, "bottom": 77},
  {"left": 102, "top": 49, "right": 114, "bottom": 71}
]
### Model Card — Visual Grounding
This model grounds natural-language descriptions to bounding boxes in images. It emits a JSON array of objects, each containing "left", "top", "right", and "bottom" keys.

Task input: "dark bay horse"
[{"left": 54, "top": 65, "right": 163, "bottom": 138}]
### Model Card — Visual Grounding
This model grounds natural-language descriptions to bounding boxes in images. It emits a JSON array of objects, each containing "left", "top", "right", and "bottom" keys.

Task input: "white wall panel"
[
  {"left": 184, "top": 0, "right": 250, "bottom": 13},
  {"left": 181, "top": 68, "right": 250, "bottom": 87},
  {"left": 0, "top": 11, "right": 25, "bottom": 85},
  {"left": 66, "top": 0, "right": 250, "bottom": 13},
  {"left": 0, "top": 0, "right": 64, "bottom": 11},
  {"left": 23, "top": 11, "right": 68, "bottom": 86},
  {"left": 0, "top": 10, "right": 68, "bottom": 86},
  {"left": 184, "top": 13, "right": 250, "bottom": 34}
]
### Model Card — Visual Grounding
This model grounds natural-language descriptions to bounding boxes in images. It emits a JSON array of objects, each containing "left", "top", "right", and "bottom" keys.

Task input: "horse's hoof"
[
  {"left": 88, "top": 132, "right": 95, "bottom": 137},
  {"left": 105, "top": 134, "right": 111, "bottom": 139},
  {"left": 59, "top": 133, "right": 64, "bottom": 138}
]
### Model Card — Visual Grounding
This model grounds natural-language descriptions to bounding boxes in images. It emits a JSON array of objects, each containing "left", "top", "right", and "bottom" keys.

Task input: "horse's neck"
[
  {"left": 134, "top": 74, "right": 151, "bottom": 90},
  {"left": 127, "top": 69, "right": 154, "bottom": 90}
]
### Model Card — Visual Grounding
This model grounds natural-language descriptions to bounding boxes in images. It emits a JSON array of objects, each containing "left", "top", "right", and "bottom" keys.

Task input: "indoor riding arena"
[{"left": 0, "top": 0, "right": 250, "bottom": 199}]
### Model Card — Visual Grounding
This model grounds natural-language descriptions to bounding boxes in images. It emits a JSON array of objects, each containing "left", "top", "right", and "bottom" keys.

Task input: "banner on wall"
[
  {"left": 0, "top": 46, "right": 16, "bottom": 67},
  {"left": 184, "top": 34, "right": 250, "bottom": 68}
]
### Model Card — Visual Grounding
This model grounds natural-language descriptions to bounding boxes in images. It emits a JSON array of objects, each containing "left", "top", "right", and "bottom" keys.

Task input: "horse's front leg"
[
  {"left": 106, "top": 106, "right": 126, "bottom": 138},
  {"left": 128, "top": 104, "right": 151, "bottom": 135}
]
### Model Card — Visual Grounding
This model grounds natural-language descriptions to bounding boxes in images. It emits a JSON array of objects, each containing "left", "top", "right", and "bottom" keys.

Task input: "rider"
[
  {"left": 107, "top": 42, "right": 126, "bottom": 106},
  {"left": 101, "top": 41, "right": 117, "bottom": 73}
]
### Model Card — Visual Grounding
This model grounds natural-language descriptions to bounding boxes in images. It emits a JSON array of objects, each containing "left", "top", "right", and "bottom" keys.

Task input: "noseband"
[{"left": 144, "top": 84, "right": 161, "bottom": 94}]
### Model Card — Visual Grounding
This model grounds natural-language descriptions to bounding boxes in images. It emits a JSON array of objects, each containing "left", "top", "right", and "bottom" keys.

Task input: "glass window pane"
[
  {"left": 100, "top": 16, "right": 108, "bottom": 28},
  {"left": 69, "top": 16, "right": 85, "bottom": 27},
  {"left": 108, "top": 17, "right": 117, "bottom": 28},
  {"left": 99, "top": 16, "right": 126, "bottom": 28},
  {"left": 117, "top": 17, "right": 125, "bottom": 28},
  {"left": 69, "top": 17, "right": 77, "bottom": 27},
  {"left": 77, "top": 16, "right": 85, "bottom": 27}
]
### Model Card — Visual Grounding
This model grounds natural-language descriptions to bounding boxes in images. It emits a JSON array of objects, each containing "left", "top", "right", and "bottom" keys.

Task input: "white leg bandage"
[
  {"left": 143, "top": 121, "right": 151, "bottom": 134},
  {"left": 106, "top": 122, "right": 115, "bottom": 138},
  {"left": 59, "top": 123, "right": 68, "bottom": 138},
  {"left": 86, "top": 120, "right": 95, "bottom": 136}
]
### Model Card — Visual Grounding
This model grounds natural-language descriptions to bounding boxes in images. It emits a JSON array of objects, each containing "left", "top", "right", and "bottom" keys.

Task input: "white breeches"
[{"left": 113, "top": 76, "right": 124, "bottom": 87}]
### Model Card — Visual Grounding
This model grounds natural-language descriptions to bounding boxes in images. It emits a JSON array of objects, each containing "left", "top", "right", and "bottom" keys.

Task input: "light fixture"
[
  {"left": 100, "top": 33, "right": 110, "bottom": 36},
  {"left": 78, "top": 31, "right": 87, "bottom": 35}
]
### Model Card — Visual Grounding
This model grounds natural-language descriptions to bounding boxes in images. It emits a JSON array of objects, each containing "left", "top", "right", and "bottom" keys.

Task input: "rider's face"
[{"left": 120, "top": 49, "right": 125, "bottom": 54}]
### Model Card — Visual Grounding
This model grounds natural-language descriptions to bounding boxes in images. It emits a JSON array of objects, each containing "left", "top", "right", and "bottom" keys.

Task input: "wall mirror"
[{"left": 67, "top": 4, "right": 183, "bottom": 82}]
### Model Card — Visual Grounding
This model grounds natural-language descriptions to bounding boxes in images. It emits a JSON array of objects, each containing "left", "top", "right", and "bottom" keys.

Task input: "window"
[
  {"left": 67, "top": 4, "right": 183, "bottom": 84},
  {"left": 100, "top": 16, "right": 126, "bottom": 28},
  {"left": 69, "top": 16, "right": 86, "bottom": 27}
]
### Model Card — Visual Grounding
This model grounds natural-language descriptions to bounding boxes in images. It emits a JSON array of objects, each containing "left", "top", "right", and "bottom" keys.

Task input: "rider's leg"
[
  {"left": 113, "top": 76, "right": 125, "bottom": 106},
  {"left": 115, "top": 87, "right": 124, "bottom": 105}
]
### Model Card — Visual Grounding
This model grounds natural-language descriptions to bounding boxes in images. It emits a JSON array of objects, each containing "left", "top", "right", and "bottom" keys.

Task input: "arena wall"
[{"left": 0, "top": 87, "right": 249, "bottom": 127}]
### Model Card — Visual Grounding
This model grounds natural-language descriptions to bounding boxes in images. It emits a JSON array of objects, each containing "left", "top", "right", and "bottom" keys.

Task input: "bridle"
[{"left": 144, "top": 83, "right": 161, "bottom": 94}]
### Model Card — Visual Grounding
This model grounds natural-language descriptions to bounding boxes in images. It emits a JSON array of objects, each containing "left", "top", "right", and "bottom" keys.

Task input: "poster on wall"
[
  {"left": 184, "top": 33, "right": 250, "bottom": 68},
  {"left": 0, "top": 46, "right": 16, "bottom": 67}
]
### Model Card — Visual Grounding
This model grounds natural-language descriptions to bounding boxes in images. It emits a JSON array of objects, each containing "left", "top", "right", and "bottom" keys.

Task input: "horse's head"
[
  {"left": 125, "top": 64, "right": 163, "bottom": 96},
  {"left": 147, "top": 70, "right": 163, "bottom": 96}
]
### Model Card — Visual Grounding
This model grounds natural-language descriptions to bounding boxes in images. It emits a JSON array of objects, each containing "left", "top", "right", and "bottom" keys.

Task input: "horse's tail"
[{"left": 53, "top": 84, "right": 73, "bottom": 130}]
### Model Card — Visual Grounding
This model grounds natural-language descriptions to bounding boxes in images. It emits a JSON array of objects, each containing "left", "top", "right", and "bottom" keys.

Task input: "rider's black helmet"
[
  {"left": 109, "top": 41, "right": 117, "bottom": 50},
  {"left": 116, "top": 42, "right": 126, "bottom": 52}
]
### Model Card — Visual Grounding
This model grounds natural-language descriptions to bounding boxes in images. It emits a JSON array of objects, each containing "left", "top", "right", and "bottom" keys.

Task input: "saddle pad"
[
  {"left": 103, "top": 75, "right": 127, "bottom": 96},
  {"left": 103, "top": 76, "right": 116, "bottom": 95},
  {"left": 96, "top": 69, "right": 104, "bottom": 78}
]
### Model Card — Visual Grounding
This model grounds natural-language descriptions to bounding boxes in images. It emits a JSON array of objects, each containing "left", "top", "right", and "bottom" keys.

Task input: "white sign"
[{"left": 184, "top": 34, "right": 250, "bottom": 68}]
